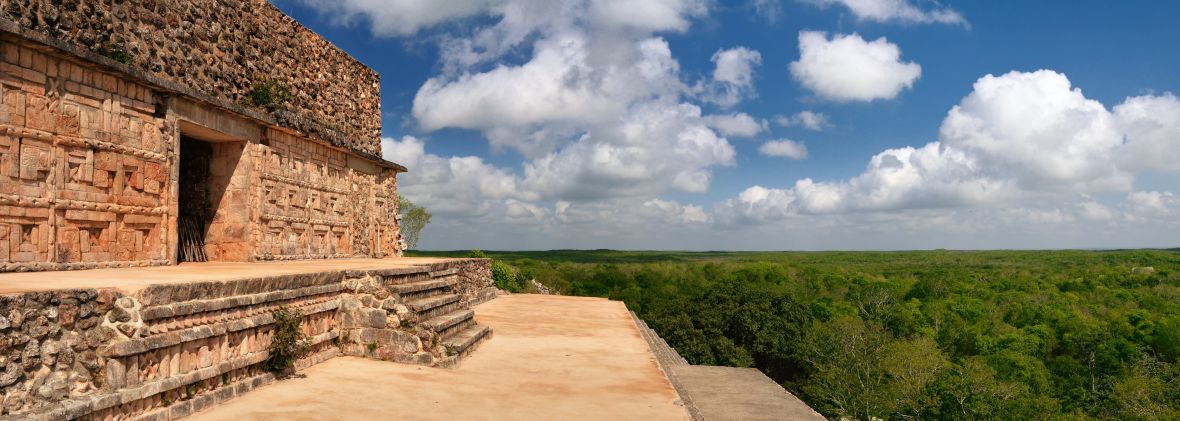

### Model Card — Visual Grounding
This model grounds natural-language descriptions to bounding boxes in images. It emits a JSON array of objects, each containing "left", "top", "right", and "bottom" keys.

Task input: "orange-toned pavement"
[
  {"left": 0, "top": 257, "right": 455, "bottom": 294},
  {"left": 189, "top": 295, "right": 690, "bottom": 420}
]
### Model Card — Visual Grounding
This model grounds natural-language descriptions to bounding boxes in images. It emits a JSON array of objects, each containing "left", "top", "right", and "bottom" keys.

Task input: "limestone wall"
[
  {"left": 0, "top": 32, "right": 401, "bottom": 271},
  {"left": 253, "top": 129, "right": 401, "bottom": 261},
  {"left": 0, "top": 260, "right": 494, "bottom": 420},
  {"left": 0, "top": 0, "right": 381, "bottom": 155},
  {"left": 0, "top": 38, "right": 172, "bottom": 271},
  {"left": 437, "top": 259, "right": 496, "bottom": 307}
]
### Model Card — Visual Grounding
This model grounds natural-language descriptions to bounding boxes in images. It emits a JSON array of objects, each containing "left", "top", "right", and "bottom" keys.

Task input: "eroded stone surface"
[
  {"left": 1, "top": 0, "right": 382, "bottom": 154},
  {"left": 0, "top": 27, "right": 401, "bottom": 272},
  {"left": 0, "top": 259, "right": 493, "bottom": 420}
]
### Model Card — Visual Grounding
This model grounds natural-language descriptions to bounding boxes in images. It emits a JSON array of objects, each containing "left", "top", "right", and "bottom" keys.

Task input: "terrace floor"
[
  {"left": 188, "top": 294, "right": 689, "bottom": 420},
  {"left": 0, "top": 257, "right": 456, "bottom": 294}
]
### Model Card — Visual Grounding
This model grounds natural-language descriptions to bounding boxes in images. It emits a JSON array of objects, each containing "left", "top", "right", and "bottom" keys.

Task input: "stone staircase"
[{"left": 386, "top": 267, "right": 493, "bottom": 367}]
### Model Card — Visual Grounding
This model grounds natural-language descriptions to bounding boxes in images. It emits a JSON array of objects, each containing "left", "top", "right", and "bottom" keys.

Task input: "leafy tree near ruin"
[{"left": 397, "top": 195, "right": 432, "bottom": 250}]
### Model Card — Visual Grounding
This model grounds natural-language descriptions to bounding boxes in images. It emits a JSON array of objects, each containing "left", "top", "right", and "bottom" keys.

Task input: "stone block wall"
[
  {"left": 252, "top": 129, "right": 401, "bottom": 261},
  {"left": 0, "top": 38, "right": 172, "bottom": 272},
  {"left": 438, "top": 259, "right": 496, "bottom": 307},
  {"left": 0, "top": 0, "right": 382, "bottom": 155},
  {"left": 0, "top": 30, "right": 402, "bottom": 271},
  {"left": 0, "top": 260, "right": 494, "bottom": 420}
]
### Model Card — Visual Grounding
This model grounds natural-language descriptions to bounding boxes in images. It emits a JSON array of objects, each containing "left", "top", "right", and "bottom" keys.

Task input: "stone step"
[
  {"left": 407, "top": 293, "right": 460, "bottom": 315},
  {"left": 442, "top": 324, "right": 491, "bottom": 357},
  {"left": 389, "top": 278, "right": 455, "bottom": 296},
  {"left": 423, "top": 309, "right": 475, "bottom": 335},
  {"left": 430, "top": 268, "right": 458, "bottom": 278}
]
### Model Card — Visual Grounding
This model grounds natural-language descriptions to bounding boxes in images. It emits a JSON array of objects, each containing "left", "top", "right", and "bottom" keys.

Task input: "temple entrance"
[{"left": 177, "top": 136, "right": 213, "bottom": 262}]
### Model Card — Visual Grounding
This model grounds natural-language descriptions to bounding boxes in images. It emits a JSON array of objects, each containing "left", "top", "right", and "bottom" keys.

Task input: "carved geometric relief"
[
  {"left": 10, "top": 221, "right": 48, "bottom": 263},
  {"left": 24, "top": 93, "right": 55, "bottom": 133},
  {"left": 141, "top": 121, "right": 161, "bottom": 152},
  {"left": 143, "top": 162, "right": 165, "bottom": 195},
  {"left": 60, "top": 210, "right": 115, "bottom": 263},
  {"left": 56, "top": 102, "right": 81, "bottom": 135},
  {"left": 19, "top": 139, "right": 51, "bottom": 181},
  {"left": 121, "top": 214, "right": 163, "bottom": 261},
  {"left": 64, "top": 148, "right": 94, "bottom": 184},
  {"left": 121, "top": 161, "right": 143, "bottom": 194}
]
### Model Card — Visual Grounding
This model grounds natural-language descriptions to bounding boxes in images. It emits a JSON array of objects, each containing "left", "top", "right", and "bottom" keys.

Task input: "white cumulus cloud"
[
  {"left": 698, "top": 46, "right": 763, "bottom": 107},
  {"left": 721, "top": 70, "right": 1179, "bottom": 222},
  {"left": 803, "top": 0, "right": 967, "bottom": 25},
  {"left": 790, "top": 31, "right": 921, "bottom": 102},
  {"left": 774, "top": 110, "right": 833, "bottom": 130},
  {"left": 1113, "top": 93, "right": 1180, "bottom": 173},
  {"left": 759, "top": 139, "right": 809, "bottom": 159},
  {"left": 703, "top": 113, "right": 767, "bottom": 137}
]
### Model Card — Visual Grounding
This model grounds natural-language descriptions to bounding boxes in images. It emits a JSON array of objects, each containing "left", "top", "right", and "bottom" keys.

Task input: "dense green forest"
[{"left": 411, "top": 249, "right": 1180, "bottom": 420}]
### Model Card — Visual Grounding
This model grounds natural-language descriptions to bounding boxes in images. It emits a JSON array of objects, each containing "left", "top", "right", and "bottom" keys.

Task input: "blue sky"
[{"left": 273, "top": 0, "right": 1180, "bottom": 250}]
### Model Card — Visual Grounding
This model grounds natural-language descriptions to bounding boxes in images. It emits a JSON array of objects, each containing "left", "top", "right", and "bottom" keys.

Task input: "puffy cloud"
[
  {"left": 381, "top": 136, "right": 531, "bottom": 217},
  {"left": 803, "top": 0, "right": 966, "bottom": 25},
  {"left": 790, "top": 31, "right": 921, "bottom": 102},
  {"left": 939, "top": 70, "right": 1131, "bottom": 192},
  {"left": 698, "top": 46, "right": 763, "bottom": 107},
  {"left": 1122, "top": 191, "right": 1179, "bottom": 222},
  {"left": 413, "top": 34, "right": 675, "bottom": 133},
  {"left": 703, "top": 113, "right": 767, "bottom": 137},
  {"left": 521, "top": 101, "right": 736, "bottom": 200},
  {"left": 1114, "top": 93, "right": 1180, "bottom": 173},
  {"left": 774, "top": 110, "right": 832, "bottom": 130},
  {"left": 642, "top": 199, "right": 710, "bottom": 223},
  {"left": 713, "top": 47, "right": 761, "bottom": 88},
  {"left": 385, "top": 1, "right": 739, "bottom": 208},
  {"left": 589, "top": 0, "right": 709, "bottom": 32},
  {"left": 296, "top": 0, "right": 499, "bottom": 36},
  {"left": 759, "top": 139, "right": 809, "bottom": 159},
  {"left": 722, "top": 70, "right": 1170, "bottom": 222}
]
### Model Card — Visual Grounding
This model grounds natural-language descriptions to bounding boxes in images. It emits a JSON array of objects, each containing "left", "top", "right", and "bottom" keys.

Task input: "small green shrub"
[
  {"left": 367, "top": 341, "right": 378, "bottom": 352},
  {"left": 106, "top": 50, "right": 133, "bottom": 66},
  {"left": 265, "top": 305, "right": 311, "bottom": 374},
  {"left": 492, "top": 260, "right": 524, "bottom": 293},
  {"left": 468, "top": 250, "right": 526, "bottom": 292},
  {"left": 247, "top": 77, "right": 292, "bottom": 108}
]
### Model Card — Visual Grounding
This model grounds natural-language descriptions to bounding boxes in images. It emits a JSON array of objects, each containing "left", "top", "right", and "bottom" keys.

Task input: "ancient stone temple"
[
  {"left": 0, "top": 0, "right": 405, "bottom": 272},
  {"left": 0, "top": 2, "right": 498, "bottom": 420}
]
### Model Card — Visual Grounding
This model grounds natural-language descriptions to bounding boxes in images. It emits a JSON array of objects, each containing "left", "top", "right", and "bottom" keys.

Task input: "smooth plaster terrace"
[
  {"left": 187, "top": 294, "right": 689, "bottom": 421},
  {"left": 0, "top": 258, "right": 456, "bottom": 294}
]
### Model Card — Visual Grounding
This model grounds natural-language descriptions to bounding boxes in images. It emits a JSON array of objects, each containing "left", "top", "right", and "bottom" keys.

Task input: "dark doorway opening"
[{"left": 177, "top": 136, "right": 213, "bottom": 262}]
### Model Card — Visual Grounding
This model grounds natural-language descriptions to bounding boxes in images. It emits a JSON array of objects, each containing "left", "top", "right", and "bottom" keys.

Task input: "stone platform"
[
  {"left": 187, "top": 295, "right": 690, "bottom": 421},
  {"left": 0, "top": 257, "right": 496, "bottom": 420},
  {"left": 0, "top": 258, "right": 458, "bottom": 294}
]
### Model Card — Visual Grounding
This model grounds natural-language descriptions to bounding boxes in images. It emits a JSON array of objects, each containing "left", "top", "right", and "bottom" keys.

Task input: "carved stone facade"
[
  {"left": 0, "top": 3, "right": 404, "bottom": 272},
  {"left": 0, "top": 0, "right": 382, "bottom": 155},
  {"left": 0, "top": 259, "right": 492, "bottom": 420}
]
